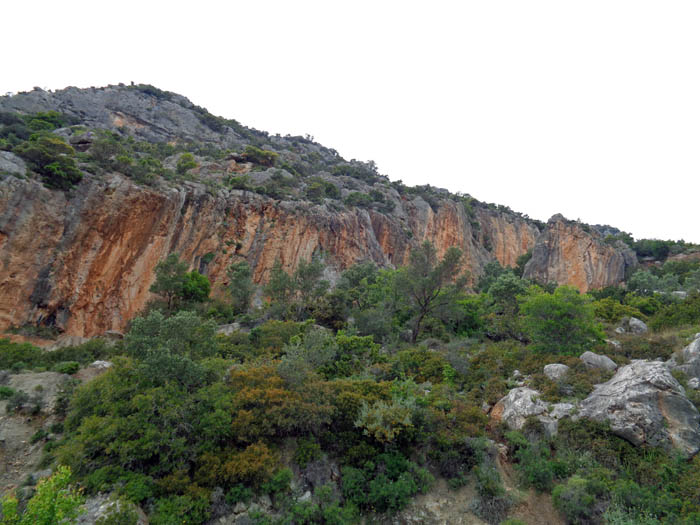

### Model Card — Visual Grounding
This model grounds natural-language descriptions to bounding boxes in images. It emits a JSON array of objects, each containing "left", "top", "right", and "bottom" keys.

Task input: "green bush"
[
  {"left": 14, "top": 134, "right": 82, "bottom": 189},
  {"left": 176, "top": 152, "right": 197, "bottom": 174},
  {"left": 224, "top": 484, "right": 253, "bottom": 505},
  {"left": 150, "top": 494, "right": 210, "bottom": 525},
  {"left": 470, "top": 465, "right": 514, "bottom": 525},
  {"left": 552, "top": 475, "right": 596, "bottom": 524},
  {"left": 341, "top": 452, "right": 433, "bottom": 513},
  {"left": 0, "top": 386, "right": 16, "bottom": 400},
  {"left": 294, "top": 438, "right": 322, "bottom": 468},
  {"left": 344, "top": 192, "right": 373, "bottom": 208},
  {"left": 520, "top": 286, "right": 604, "bottom": 355},
  {"left": 54, "top": 361, "right": 80, "bottom": 375},
  {"left": 241, "top": 145, "right": 278, "bottom": 167}
]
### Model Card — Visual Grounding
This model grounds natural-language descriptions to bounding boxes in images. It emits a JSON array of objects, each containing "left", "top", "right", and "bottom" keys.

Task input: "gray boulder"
[
  {"left": 667, "top": 337, "right": 700, "bottom": 381},
  {"left": 76, "top": 494, "right": 147, "bottom": 524},
  {"left": 491, "top": 387, "right": 575, "bottom": 436},
  {"left": 617, "top": 316, "right": 648, "bottom": 334},
  {"left": 580, "top": 351, "right": 617, "bottom": 371},
  {"left": 628, "top": 317, "right": 649, "bottom": 334},
  {"left": 217, "top": 323, "right": 241, "bottom": 336},
  {"left": 578, "top": 360, "right": 700, "bottom": 457},
  {"left": 544, "top": 363, "right": 570, "bottom": 382},
  {"left": 0, "top": 151, "right": 26, "bottom": 176}
]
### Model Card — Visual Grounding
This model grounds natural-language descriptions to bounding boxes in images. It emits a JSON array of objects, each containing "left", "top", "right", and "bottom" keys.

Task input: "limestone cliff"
[
  {"left": 0, "top": 85, "right": 637, "bottom": 337},
  {"left": 523, "top": 214, "right": 638, "bottom": 292},
  {"left": 0, "top": 173, "right": 543, "bottom": 337}
]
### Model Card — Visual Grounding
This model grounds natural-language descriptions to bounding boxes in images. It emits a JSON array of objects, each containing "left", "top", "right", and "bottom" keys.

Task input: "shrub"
[
  {"left": 54, "top": 361, "right": 80, "bottom": 375},
  {"left": 225, "top": 484, "right": 253, "bottom": 505},
  {"left": 344, "top": 192, "right": 373, "bottom": 208},
  {"left": 176, "top": 152, "right": 197, "bottom": 174},
  {"left": 520, "top": 286, "right": 604, "bottom": 355},
  {"left": 150, "top": 493, "right": 210, "bottom": 525},
  {"left": 0, "top": 386, "right": 16, "bottom": 400},
  {"left": 469, "top": 465, "right": 514, "bottom": 524},
  {"left": 294, "top": 438, "right": 322, "bottom": 468},
  {"left": 0, "top": 465, "right": 84, "bottom": 525},
  {"left": 14, "top": 134, "right": 82, "bottom": 189},
  {"left": 341, "top": 452, "right": 433, "bottom": 513},
  {"left": 261, "top": 468, "right": 292, "bottom": 495},
  {"left": 6, "top": 390, "right": 29, "bottom": 413},
  {"left": 241, "top": 145, "right": 278, "bottom": 167},
  {"left": 552, "top": 475, "right": 597, "bottom": 524}
]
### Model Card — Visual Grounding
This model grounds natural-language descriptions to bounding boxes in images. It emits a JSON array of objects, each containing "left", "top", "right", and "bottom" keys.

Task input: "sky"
[{"left": 4, "top": 1, "right": 700, "bottom": 242}]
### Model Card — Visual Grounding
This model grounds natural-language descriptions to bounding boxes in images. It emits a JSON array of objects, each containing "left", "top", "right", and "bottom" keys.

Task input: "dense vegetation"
[{"left": 2, "top": 238, "right": 700, "bottom": 524}]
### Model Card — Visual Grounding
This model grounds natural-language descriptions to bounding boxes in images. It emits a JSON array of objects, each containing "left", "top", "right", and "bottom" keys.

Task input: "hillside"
[
  {"left": 0, "top": 84, "right": 638, "bottom": 338},
  {"left": 3, "top": 85, "right": 700, "bottom": 525}
]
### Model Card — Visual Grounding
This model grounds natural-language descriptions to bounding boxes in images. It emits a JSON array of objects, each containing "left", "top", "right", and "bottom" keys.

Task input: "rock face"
[
  {"left": 524, "top": 214, "right": 638, "bottom": 292},
  {"left": 0, "top": 86, "right": 638, "bottom": 336},
  {"left": 578, "top": 361, "right": 700, "bottom": 457},
  {"left": 580, "top": 351, "right": 618, "bottom": 372},
  {"left": 0, "top": 173, "right": 539, "bottom": 337}
]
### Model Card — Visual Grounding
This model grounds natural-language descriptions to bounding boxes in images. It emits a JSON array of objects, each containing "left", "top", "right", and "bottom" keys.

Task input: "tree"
[
  {"left": 396, "top": 242, "right": 467, "bottom": 342},
  {"left": 485, "top": 272, "right": 529, "bottom": 339},
  {"left": 264, "top": 257, "right": 329, "bottom": 321},
  {"left": 520, "top": 286, "right": 604, "bottom": 355},
  {"left": 150, "top": 254, "right": 210, "bottom": 311},
  {"left": 227, "top": 261, "right": 254, "bottom": 314},
  {"left": 0, "top": 466, "right": 84, "bottom": 525}
]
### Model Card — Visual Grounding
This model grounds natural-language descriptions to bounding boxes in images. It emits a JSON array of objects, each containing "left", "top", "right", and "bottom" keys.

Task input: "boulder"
[
  {"left": 580, "top": 351, "right": 617, "bottom": 371},
  {"left": 0, "top": 151, "right": 26, "bottom": 176},
  {"left": 628, "top": 317, "right": 649, "bottom": 334},
  {"left": 491, "top": 387, "right": 575, "bottom": 436},
  {"left": 667, "top": 338, "right": 700, "bottom": 381},
  {"left": 491, "top": 387, "right": 547, "bottom": 430},
  {"left": 102, "top": 330, "right": 124, "bottom": 341},
  {"left": 217, "top": 323, "right": 241, "bottom": 336},
  {"left": 76, "top": 494, "right": 147, "bottom": 524},
  {"left": 47, "top": 335, "right": 89, "bottom": 351},
  {"left": 75, "top": 360, "right": 114, "bottom": 382},
  {"left": 544, "top": 363, "right": 570, "bottom": 382},
  {"left": 578, "top": 360, "right": 700, "bottom": 457},
  {"left": 616, "top": 316, "right": 648, "bottom": 335}
]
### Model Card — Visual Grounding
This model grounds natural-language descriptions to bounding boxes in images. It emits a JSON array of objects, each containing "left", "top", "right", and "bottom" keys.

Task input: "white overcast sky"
[{"left": 4, "top": 1, "right": 700, "bottom": 242}]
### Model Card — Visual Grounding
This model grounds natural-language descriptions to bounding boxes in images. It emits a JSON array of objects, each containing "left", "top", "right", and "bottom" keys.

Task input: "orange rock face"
[
  {"left": 523, "top": 215, "right": 637, "bottom": 292},
  {"left": 0, "top": 176, "right": 629, "bottom": 337}
]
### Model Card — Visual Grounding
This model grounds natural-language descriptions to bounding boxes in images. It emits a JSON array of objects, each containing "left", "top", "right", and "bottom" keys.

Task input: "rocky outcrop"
[
  {"left": 578, "top": 360, "right": 700, "bottom": 458},
  {"left": 523, "top": 214, "right": 638, "bottom": 292}
]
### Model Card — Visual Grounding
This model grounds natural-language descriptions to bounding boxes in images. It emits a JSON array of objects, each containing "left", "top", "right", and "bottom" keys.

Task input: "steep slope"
[{"left": 0, "top": 85, "right": 635, "bottom": 336}]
